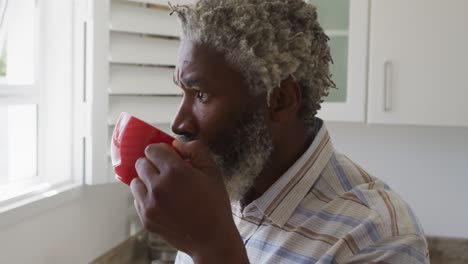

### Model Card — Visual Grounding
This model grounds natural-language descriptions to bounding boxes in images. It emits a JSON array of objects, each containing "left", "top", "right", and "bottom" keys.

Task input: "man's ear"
[{"left": 269, "top": 76, "right": 302, "bottom": 122}]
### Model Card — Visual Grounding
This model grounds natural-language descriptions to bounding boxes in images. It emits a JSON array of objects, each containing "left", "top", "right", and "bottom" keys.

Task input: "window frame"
[
  {"left": 0, "top": 0, "right": 41, "bottom": 190},
  {"left": 0, "top": 0, "right": 86, "bottom": 218}
]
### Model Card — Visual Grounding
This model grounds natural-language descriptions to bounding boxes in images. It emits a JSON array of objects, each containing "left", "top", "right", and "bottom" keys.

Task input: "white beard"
[{"left": 209, "top": 111, "right": 273, "bottom": 202}]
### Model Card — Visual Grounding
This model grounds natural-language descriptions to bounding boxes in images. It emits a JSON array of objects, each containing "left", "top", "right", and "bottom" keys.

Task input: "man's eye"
[{"left": 195, "top": 90, "right": 208, "bottom": 101}]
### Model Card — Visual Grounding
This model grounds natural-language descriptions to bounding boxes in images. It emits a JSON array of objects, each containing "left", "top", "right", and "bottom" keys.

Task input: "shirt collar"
[{"left": 252, "top": 118, "right": 335, "bottom": 227}]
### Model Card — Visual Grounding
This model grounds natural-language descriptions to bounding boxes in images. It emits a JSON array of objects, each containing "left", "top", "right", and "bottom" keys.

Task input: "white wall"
[
  {"left": 0, "top": 183, "right": 132, "bottom": 264},
  {"left": 326, "top": 122, "right": 468, "bottom": 238}
]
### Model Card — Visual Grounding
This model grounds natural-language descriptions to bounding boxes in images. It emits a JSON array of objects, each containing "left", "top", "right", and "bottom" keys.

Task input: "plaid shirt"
[{"left": 175, "top": 118, "right": 429, "bottom": 263}]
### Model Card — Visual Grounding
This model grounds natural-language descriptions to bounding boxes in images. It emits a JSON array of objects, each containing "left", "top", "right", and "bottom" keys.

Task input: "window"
[
  {"left": 0, "top": 0, "right": 36, "bottom": 84},
  {"left": 0, "top": 0, "right": 40, "bottom": 201},
  {"left": 0, "top": 0, "right": 82, "bottom": 206}
]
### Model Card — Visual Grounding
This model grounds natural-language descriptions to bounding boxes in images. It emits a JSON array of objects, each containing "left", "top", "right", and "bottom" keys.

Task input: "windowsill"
[{"left": 0, "top": 181, "right": 83, "bottom": 230}]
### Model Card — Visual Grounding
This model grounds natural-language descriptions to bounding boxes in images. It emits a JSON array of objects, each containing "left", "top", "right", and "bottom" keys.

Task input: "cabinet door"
[
  {"left": 368, "top": 0, "right": 468, "bottom": 126},
  {"left": 312, "top": 0, "right": 369, "bottom": 122}
]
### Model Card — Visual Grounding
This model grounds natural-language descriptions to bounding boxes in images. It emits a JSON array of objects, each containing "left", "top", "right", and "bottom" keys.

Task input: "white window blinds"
[
  {"left": 86, "top": 0, "right": 184, "bottom": 184},
  {"left": 108, "top": 0, "right": 182, "bottom": 124}
]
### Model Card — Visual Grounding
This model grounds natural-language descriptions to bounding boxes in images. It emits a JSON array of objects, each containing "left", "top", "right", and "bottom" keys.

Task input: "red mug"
[{"left": 111, "top": 112, "right": 176, "bottom": 185}]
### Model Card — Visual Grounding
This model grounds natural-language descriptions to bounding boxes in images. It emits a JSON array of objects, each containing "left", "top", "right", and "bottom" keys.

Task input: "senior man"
[{"left": 130, "top": 0, "right": 429, "bottom": 263}]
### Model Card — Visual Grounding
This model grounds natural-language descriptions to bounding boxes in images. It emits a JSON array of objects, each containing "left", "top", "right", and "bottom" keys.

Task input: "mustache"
[{"left": 175, "top": 134, "right": 197, "bottom": 143}]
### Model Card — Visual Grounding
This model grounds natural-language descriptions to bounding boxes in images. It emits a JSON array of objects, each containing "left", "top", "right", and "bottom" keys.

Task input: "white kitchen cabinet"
[
  {"left": 312, "top": 0, "right": 370, "bottom": 122},
  {"left": 367, "top": 0, "right": 468, "bottom": 127}
]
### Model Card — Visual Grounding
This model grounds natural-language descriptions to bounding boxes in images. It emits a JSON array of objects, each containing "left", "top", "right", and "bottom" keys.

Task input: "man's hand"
[{"left": 130, "top": 140, "right": 249, "bottom": 264}]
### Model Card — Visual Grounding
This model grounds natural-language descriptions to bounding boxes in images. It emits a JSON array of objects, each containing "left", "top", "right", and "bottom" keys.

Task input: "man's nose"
[{"left": 171, "top": 97, "right": 197, "bottom": 137}]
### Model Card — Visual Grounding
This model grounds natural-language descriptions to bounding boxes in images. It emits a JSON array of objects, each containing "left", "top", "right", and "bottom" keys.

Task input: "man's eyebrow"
[
  {"left": 180, "top": 77, "right": 205, "bottom": 88},
  {"left": 181, "top": 77, "right": 204, "bottom": 87},
  {"left": 173, "top": 72, "right": 207, "bottom": 89}
]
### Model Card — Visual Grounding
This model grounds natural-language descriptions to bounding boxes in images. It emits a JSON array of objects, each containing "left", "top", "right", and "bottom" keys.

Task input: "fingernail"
[
  {"left": 130, "top": 178, "right": 137, "bottom": 190},
  {"left": 144, "top": 145, "right": 152, "bottom": 156},
  {"left": 135, "top": 157, "right": 143, "bottom": 168}
]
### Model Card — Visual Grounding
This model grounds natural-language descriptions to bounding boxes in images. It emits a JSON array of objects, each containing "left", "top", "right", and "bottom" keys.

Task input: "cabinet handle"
[{"left": 383, "top": 61, "right": 392, "bottom": 112}]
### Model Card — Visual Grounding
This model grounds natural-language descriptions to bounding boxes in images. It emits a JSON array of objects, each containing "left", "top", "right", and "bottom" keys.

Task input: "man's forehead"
[
  {"left": 175, "top": 42, "right": 246, "bottom": 89},
  {"left": 176, "top": 39, "right": 229, "bottom": 70}
]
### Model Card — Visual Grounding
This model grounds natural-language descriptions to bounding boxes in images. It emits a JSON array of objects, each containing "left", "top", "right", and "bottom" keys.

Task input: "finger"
[
  {"left": 135, "top": 157, "right": 159, "bottom": 192},
  {"left": 144, "top": 143, "right": 186, "bottom": 173},
  {"left": 133, "top": 199, "right": 143, "bottom": 224},
  {"left": 134, "top": 198, "right": 185, "bottom": 243},
  {"left": 134, "top": 199, "right": 160, "bottom": 232},
  {"left": 130, "top": 177, "right": 147, "bottom": 203},
  {"left": 132, "top": 187, "right": 163, "bottom": 232}
]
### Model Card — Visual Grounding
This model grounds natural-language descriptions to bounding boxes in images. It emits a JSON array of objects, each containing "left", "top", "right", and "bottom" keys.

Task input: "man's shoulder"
[{"left": 299, "top": 152, "right": 425, "bottom": 239}]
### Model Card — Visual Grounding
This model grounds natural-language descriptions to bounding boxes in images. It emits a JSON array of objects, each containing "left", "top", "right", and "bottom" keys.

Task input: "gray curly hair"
[{"left": 170, "top": 0, "right": 335, "bottom": 129}]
